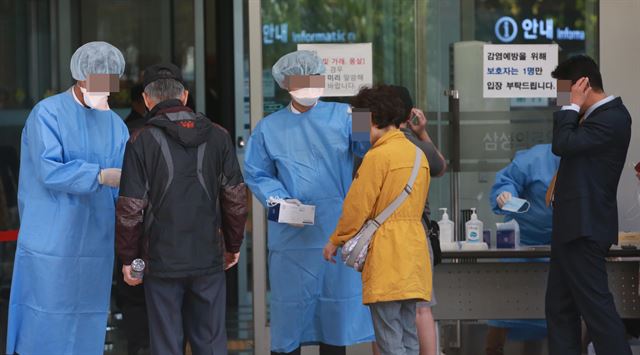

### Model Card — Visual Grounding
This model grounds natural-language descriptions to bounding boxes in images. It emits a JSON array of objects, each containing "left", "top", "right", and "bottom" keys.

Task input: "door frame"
[{"left": 247, "top": 0, "right": 269, "bottom": 353}]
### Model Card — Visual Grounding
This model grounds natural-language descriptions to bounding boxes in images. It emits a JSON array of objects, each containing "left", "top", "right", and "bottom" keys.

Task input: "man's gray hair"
[{"left": 144, "top": 73, "right": 184, "bottom": 102}]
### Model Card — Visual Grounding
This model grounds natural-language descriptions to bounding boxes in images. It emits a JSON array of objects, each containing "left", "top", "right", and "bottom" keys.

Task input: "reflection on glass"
[
  {"left": 262, "top": 0, "right": 417, "bottom": 112},
  {"left": 80, "top": 0, "right": 195, "bottom": 108}
]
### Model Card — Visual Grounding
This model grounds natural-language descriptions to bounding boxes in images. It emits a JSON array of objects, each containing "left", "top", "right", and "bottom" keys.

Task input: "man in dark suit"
[{"left": 546, "top": 55, "right": 632, "bottom": 355}]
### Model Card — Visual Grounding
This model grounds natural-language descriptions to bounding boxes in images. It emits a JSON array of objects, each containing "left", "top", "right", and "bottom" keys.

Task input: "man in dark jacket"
[
  {"left": 116, "top": 63, "right": 248, "bottom": 355},
  {"left": 545, "top": 55, "right": 632, "bottom": 355}
]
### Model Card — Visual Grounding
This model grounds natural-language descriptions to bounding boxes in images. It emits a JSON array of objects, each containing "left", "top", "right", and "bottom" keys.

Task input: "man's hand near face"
[{"left": 570, "top": 77, "right": 592, "bottom": 109}]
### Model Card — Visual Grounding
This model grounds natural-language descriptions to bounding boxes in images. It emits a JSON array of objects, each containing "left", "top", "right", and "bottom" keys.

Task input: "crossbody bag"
[{"left": 341, "top": 146, "right": 422, "bottom": 272}]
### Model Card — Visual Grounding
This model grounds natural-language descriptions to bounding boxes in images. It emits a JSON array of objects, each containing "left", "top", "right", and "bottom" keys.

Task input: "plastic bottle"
[
  {"left": 465, "top": 208, "right": 484, "bottom": 243},
  {"left": 438, "top": 208, "right": 454, "bottom": 244},
  {"left": 130, "top": 258, "right": 146, "bottom": 279}
]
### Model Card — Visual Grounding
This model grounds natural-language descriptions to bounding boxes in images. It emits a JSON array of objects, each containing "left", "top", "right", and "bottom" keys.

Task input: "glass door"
[{"left": 249, "top": 0, "right": 420, "bottom": 353}]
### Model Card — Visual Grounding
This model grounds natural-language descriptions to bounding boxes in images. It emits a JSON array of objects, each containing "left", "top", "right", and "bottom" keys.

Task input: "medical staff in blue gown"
[
  {"left": 490, "top": 143, "right": 560, "bottom": 246},
  {"left": 6, "top": 41, "right": 128, "bottom": 355},
  {"left": 244, "top": 51, "right": 375, "bottom": 355},
  {"left": 485, "top": 143, "right": 560, "bottom": 354}
]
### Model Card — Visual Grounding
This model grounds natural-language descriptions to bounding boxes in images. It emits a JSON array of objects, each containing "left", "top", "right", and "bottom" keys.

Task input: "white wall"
[{"left": 601, "top": 0, "right": 640, "bottom": 232}]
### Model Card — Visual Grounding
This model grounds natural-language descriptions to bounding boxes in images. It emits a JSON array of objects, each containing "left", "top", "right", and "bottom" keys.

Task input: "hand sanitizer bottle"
[
  {"left": 438, "top": 208, "right": 454, "bottom": 244},
  {"left": 465, "top": 208, "right": 483, "bottom": 243}
]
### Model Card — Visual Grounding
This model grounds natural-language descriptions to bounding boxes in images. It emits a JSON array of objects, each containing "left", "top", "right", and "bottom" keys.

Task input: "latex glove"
[
  {"left": 496, "top": 191, "right": 512, "bottom": 208},
  {"left": 323, "top": 242, "right": 338, "bottom": 264},
  {"left": 224, "top": 252, "right": 240, "bottom": 270},
  {"left": 122, "top": 265, "right": 143, "bottom": 286},
  {"left": 98, "top": 168, "right": 122, "bottom": 188}
]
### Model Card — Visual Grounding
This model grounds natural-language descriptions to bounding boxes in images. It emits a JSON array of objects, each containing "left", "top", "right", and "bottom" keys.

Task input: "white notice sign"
[
  {"left": 298, "top": 43, "right": 372, "bottom": 97},
  {"left": 483, "top": 44, "right": 558, "bottom": 98}
]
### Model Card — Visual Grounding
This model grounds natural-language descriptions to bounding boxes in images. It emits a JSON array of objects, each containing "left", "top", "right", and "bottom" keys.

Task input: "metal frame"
[
  {"left": 194, "top": 0, "right": 206, "bottom": 114},
  {"left": 57, "top": 0, "right": 73, "bottom": 89},
  {"left": 247, "top": 1, "right": 268, "bottom": 353},
  {"left": 233, "top": 0, "right": 251, "bottom": 308}
]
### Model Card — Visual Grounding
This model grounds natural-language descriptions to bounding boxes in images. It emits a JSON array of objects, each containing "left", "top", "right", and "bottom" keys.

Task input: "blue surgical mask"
[{"left": 502, "top": 197, "right": 531, "bottom": 213}]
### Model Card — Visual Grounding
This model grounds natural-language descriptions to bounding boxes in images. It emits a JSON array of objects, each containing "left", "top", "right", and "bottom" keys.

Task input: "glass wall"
[
  {"left": 426, "top": 0, "right": 599, "bottom": 239},
  {"left": 261, "top": 0, "right": 417, "bottom": 113},
  {"left": 251, "top": 0, "right": 599, "bottom": 353},
  {"left": 258, "top": 0, "right": 419, "bottom": 314},
  {"left": 0, "top": 0, "right": 602, "bottom": 353},
  {"left": 78, "top": 0, "right": 196, "bottom": 110},
  {"left": 426, "top": 0, "right": 598, "bottom": 353},
  {"left": 0, "top": 1, "right": 52, "bottom": 348},
  {"left": 0, "top": 1, "right": 251, "bottom": 354}
]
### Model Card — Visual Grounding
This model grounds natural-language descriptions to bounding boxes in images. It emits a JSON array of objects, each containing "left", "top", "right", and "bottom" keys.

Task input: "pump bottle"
[
  {"left": 465, "top": 208, "right": 484, "bottom": 243},
  {"left": 438, "top": 208, "right": 454, "bottom": 244}
]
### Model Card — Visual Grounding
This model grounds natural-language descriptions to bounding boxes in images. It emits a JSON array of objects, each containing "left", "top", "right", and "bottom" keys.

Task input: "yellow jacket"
[{"left": 330, "top": 129, "right": 431, "bottom": 304}]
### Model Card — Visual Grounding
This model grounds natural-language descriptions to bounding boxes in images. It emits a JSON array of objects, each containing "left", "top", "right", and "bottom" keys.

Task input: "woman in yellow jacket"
[{"left": 323, "top": 85, "right": 431, "bottom": 355}]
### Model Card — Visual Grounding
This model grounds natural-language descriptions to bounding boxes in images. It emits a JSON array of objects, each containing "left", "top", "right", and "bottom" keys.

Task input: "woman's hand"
[{"left": 323, "top": 242, "right": 338, "bottom": 264}]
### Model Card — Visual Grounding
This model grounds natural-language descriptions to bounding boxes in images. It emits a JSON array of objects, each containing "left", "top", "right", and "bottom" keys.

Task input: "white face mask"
[
  {"left": 80, "top": 86, "right": 110, "bottom": 111},
  {"left": 290, "top": 87, "right": 324, "bottom": 107}
]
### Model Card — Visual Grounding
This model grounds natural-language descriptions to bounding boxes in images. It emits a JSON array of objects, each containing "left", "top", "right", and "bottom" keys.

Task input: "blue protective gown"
[
  {"left": 6, "top": 89, "right": 129, "bottom": 355},
  {"left": 244, "top": 101, "right": 375, "bottom": 352},
  {"left": 488, "top": 144, "right": 560, "bottom": 338},
  {"left": 490, "top": 144, "right": 560, "bottom": 246}
]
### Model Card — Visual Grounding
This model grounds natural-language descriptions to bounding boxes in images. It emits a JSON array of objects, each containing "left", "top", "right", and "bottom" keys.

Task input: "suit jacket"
[{"left": 552, "top": 97, "right": 631, "bottom": 245}]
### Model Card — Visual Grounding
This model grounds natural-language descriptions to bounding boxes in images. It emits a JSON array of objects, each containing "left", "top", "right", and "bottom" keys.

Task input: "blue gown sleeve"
[
  {"left": 243, "top": 124, "right": 292, "bottom": 207},
  {"left": 351, "top": 139, "right": 371, "bottom": 158},
  {"left": 25, "top": 103, "right": 101, "bottom": 194},
  {"left": 111, "top": 123, "right": 130, "bottom": 204},
  {"left": 490, "top": 156, "right": 527, "bottom": 215}
]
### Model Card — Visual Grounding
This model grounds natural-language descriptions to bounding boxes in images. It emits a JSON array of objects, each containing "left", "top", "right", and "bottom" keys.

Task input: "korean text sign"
[
  {"left": 297, "top": 43, "right": 372, "bottom": 97},
  {"left": 483, "top": 44, "right": 558, "bottom": 98}
]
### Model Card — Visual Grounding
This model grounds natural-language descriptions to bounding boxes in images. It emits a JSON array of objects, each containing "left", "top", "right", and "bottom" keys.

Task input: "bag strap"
[{"left": 373, "top": 146, "right": 422, "bottom": 225}]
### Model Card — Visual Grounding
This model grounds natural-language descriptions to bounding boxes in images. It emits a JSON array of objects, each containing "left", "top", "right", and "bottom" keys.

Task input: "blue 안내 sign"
[{"left": 263, "top": 22, "right": 357, "bottom": 45}]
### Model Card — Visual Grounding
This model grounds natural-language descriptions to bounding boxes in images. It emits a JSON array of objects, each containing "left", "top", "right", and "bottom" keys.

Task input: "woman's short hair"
[{"left": 351, "top": 85, "right": 406, "bottom": 129}]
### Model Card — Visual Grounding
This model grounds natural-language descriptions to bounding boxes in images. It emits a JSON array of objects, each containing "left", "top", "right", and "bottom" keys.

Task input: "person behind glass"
[
  {"left": 124, "top": 83, "right": 147, "bottom": 133},
  {"left": 545, "top": 55, "right": 632, "bottom": 355},
  {"left": 392, "top": 85, "right": 446, "bottom": 355},
  {"left": 323, "top": 85, "right": 432, "bottom": 355},
  {"left": 115, "top": 63, "right": 248, "bottom": 355},
  {"left": 244, "top": 51, "right": 375, "bottom": 355}
]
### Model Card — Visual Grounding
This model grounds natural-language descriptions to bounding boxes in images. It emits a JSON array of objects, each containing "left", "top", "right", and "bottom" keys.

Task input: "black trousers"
[
  {"left": 545, "top": 237, "right": 631, "bottom": 355},
  {"left": 270, "top": 343, "right": 346, "bottom": 355},
  {"left": 145, "top": 271, "right": 227, "bottom": 355}
]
